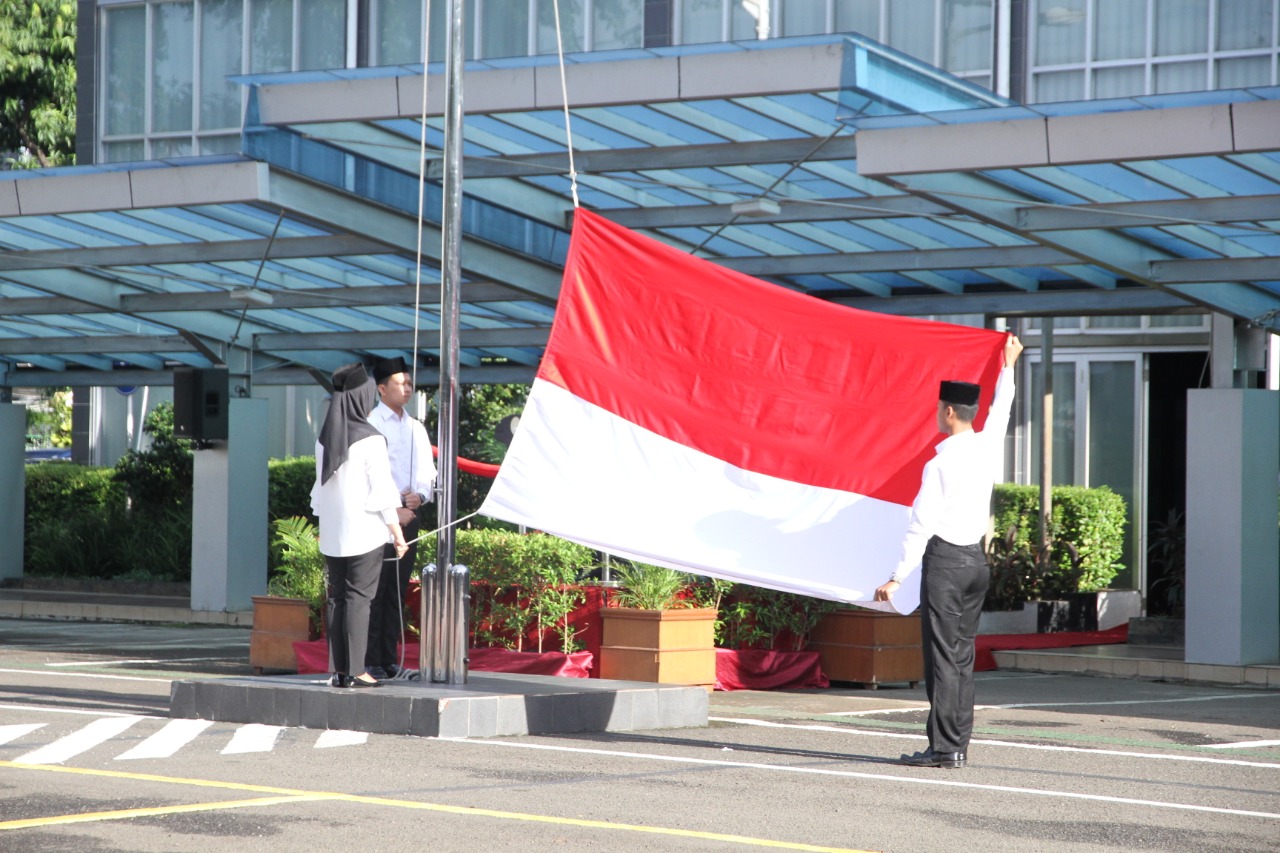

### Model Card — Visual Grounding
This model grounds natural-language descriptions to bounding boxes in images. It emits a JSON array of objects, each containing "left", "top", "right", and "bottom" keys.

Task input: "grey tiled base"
[{"left": 169, "top": 671, "right": 709, "bottom": 738}]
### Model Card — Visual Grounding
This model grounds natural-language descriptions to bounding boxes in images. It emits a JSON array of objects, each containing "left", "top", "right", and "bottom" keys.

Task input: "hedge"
[
  {"left": 992, "top": 483, "right": 1127, "bottom": 593},
  {"left": 268, "top": 456, "right": 316, "bottom": 520}
]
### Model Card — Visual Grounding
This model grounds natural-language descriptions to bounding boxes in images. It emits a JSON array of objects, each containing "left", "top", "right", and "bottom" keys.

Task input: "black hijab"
[{"left": 317, "top": 362, "right": 382, "bottom": 485}]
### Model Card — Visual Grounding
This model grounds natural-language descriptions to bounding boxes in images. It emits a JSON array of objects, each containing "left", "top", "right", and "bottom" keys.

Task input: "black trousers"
[
  {"left": 366, "top": 517, "right": 419, "bottom": 671},
  {"left": 325, "top": 545, "right": 383, "bottom": 676},
  {"left": 919, "top": 535, "right": 990, "bottom": 754}
]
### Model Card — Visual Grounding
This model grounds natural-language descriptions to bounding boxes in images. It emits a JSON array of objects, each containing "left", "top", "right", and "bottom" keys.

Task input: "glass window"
[
  {"left": 103, "top": 140, "right": 145, "bottom": 163},
  {"left": 199, "top": 134, "right": 242, "bottom": 155},
  {"left": 1087, "top": 315, "right": 1142, "bottom": 329},
  {"left": 1218, "top": 0, "right": 1273, "bottom": 50},
  {"left": 251, "top": 0, "right": 294, "bottom": 72},
  {"left": 152, "top": 2, "right": 195, "bottom": 133},
  {"left": 834, "top": 0, "right": 880, "bottom": 37},
  {"left": 373, "top": 0, "right": 421, "bottom": 64},
  {"left": 730, "top": 2, "right": 758, "bottom": 39},
  {"left": 594, "top": 0, "right": 643, "bottom": 50},
  {"left": 943, "top": 0, "right": 993, "bottom": 73},
  {"left": 1154, "top": 59, "right": 1207, "bottom": 92},
  {"left": 1028, "top": 361, "right": 1077, "bottom": 487},
  {"left": 1154, "top": 0, "right": 1209, "bottom": 56},
  {"left": 200, "top": 0, "right": 243, "bottom": 131},
  {"left": 888, "top": 0, "right": 936, "bottom": 63},
  {"left": 1094, "top": 64, "right": 1146, "bottom": 97},
  {"left": 1035, "top": 0, "right": 1086, "bottom": 65},
  {"left": 1088, "top": 360, "right": 1136, "bottom": 579},
  {"left": 681, "top": 0, "right": 724, "bottom": 44},
  {"left": 481, "top": 0, "right": 530, "bottom": 57},
  {"left": 1033, "top": 69, "right": 1085, "bottom": 102},
  {"left": 1217, "top": 55, "right": 1273, "bottom": 87},
  {"left": 152, "top": 137, "right": 194, "bottom": 158},
  {"left": 1148, "top": 312, "right": 1208, "bottom": 328},
  {"left": 781, "top": 1, "right": 827, "bottom": 37},
  {"left": 538, "top": 0, "right": 585, "bottom": 52},
  {"left": 1094, "top": 0, "right": 1146, "bottom": 61},
  {"left": 104, "top": 5, "right": 146, "bottom": 136},
  {"left": 299, "top": 0, "right": 347, "bottom": 70}
]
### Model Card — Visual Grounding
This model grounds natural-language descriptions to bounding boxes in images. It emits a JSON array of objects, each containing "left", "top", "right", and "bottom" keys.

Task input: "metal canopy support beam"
[
  {"left": 824, "top": 287, "right": 1194, "bottom": 317},
  {"left": 1016, "top": 193, "right": 1280, "bottom": 231},
  {"left": 594, "top": 194, "right": 951, "bottom": 229},
  {"left": 718, "top": 244, "right": 1074, "bottom": 276},
  {"left": 254, "top": 325, "right": 549, "bottom": 351},
  {"left": 1150, "top": 256, "right": 1280, "bottom": 284},
  {"left": 4, "top": 363, "right": 537, "bottom": 389},
  {"left": 0, "top": 234, "right": 391, "bottom": 272}
]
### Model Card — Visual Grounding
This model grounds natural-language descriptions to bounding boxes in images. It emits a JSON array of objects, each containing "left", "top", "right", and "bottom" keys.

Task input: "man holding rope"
[{"left": 366, "top": 356, "right": 437, "bottom": 680}]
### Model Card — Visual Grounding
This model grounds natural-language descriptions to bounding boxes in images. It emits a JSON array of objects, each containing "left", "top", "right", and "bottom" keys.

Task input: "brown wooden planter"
[
  {"left": 249, "top": 595, "right": 313, "bottom": 675},
  {"left": 599, "top": 607, "right": 716, "bottom": 688},
  {"left": 808, "top": 608, "right": 923, "bottom": 689}
]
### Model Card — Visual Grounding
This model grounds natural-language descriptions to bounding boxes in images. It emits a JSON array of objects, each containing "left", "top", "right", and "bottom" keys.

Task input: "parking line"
[
  {"left": 13, "top": 717, "right": 145, "bottom": 766},
  {"left": 0, "top": 760, "right": 872, "bottom": 851},
  {"left": 116, "top": 719, "right": 215, "bottom": 761},
  {"left": 0, "top": 795, "right": 326, "bottom": 830}
]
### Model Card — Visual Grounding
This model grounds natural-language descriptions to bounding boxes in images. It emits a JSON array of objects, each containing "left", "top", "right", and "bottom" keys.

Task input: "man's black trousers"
[
  {"left": 919, "top": 535, "right": 990, "bottom": 754},
  {"left": 366, "top": 517, "right": 420, "bottom": 672}
]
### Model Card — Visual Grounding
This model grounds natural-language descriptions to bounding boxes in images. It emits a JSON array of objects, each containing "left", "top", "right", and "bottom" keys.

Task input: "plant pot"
[
  {"left": 807, "top": 608, "right": 922, "bottom": 688},
  {"left": 599, "top": 607, "right": 716, "bottom": 688},
  {"left": 249, "top": 595, "right": 313, "bottom": 674}
]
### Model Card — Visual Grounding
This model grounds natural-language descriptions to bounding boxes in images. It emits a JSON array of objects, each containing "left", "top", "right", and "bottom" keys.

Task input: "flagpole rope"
[
  {"left": 551, "top": 0, "right": 580, "bottom": 208},
  {"left": 402, "top": 509, "right": 482, "bottom": 549},
  {"left": 411, "top": 0, "right": 434, "bottom": 412}
]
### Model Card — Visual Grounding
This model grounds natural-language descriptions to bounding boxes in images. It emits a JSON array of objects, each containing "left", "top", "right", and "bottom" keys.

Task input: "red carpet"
[{"left": 974, "top": 623, "right": 1129, "bottom": 671}]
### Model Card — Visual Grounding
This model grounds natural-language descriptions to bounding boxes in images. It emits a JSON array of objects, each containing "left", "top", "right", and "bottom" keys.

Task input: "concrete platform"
[{"left": 170, "top": 671, "right": 709, "bottom": 738}]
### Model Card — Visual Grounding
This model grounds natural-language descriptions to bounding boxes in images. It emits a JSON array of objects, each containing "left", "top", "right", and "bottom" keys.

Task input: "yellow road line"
[
  {"left": 0, "top": 795, "right": 328, "bottom": 830},
  {"left": 0, "top": 760, "right": 869, "bottom": 852}
]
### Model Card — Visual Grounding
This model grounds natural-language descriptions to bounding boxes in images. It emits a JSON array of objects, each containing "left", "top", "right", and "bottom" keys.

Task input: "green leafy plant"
[
  {"left": 609, "top": 561, "right": 694, "bottom": 611},
  {"left": 993, "top": 484, "right": 1126, "bottom": 593},
  {"left": 268, "top": 516, "right": 327, "bottom": 633},
  {"left": 268, "top": 456, "right": 317, "bottom": 521},
  {"left": 985, "top": 524, "right": 1084, "bottom": 610},
  {"left": 741, "top": 589, "right": 837, "bottom": 651},
  {"left": 1146, "top": 509, "right": 1186, "bottom": 618},
  {"left": 112, "top": 402, "right": 193, "bottom": 513}
]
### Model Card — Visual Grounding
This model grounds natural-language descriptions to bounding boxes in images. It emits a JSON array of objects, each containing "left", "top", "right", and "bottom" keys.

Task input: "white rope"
[
  {"left": 550, "top": 0, "right": 580, "bottom": 208},
  {"left": 402, "top": 509, "right": 482, "bottom": 549}
]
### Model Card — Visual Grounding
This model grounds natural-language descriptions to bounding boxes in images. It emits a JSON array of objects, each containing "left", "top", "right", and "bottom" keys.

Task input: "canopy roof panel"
[{"left": 1, "top": 34, "right": 1275, "bottom": 388}]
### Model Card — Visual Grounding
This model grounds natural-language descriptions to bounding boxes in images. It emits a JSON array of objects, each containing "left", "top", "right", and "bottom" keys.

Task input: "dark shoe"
[
  {"left": 365, "top": 666, "right": 389, "bottom": 680},
  {"left": 330, "top": 673, "right": 351, "bottom": 688},
  {"left": 899, "top": 749, "right": 966, "bottom": 769},
  {"left": 384, "top": 663, "right": 404, "bottom": 679},
  {"left": 349, "top": 673, "right": 383, "bottom": 688}
]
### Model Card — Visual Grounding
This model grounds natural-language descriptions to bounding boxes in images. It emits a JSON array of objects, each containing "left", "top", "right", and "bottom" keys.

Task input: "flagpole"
[{"left": 432, "top": 0, "right": 466, "bottom": 685}]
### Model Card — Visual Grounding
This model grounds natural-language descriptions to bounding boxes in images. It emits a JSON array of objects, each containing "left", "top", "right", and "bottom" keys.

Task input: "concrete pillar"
[
  {"left": 190, "top": 398, "right": 269, "bottom": 612},
  {"left": 0, "top": 404, "right": 25, "bottom": 581},
  {"left": 1185, "top": 389, "right": 1280, "bottom": 665}
]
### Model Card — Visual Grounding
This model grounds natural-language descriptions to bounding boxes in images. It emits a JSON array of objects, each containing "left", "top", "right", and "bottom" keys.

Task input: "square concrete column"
[
  {"left": 191, "top": 398, "right": 269, "bottom": 612},
  {"left": 1185, "top": 389, "right": 1279, "bottom": 665},
  {"left": 0, "top": 404, "right": 25, "bottom": 581}
]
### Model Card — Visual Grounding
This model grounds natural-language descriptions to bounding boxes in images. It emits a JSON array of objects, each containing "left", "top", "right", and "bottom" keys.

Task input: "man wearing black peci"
[{"left": 876, "top": 334, "right": 1024, "bottom": 768}]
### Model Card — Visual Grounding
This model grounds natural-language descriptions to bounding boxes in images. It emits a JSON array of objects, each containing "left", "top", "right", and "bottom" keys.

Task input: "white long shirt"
[
  {"left": 309, "top": 436, "right": 401, "bottom": 557},
  {"left": 368, "top": 402, "right": 437, "bottom": 503},
  {"left": 891, "top": 367, "right": 1016, "bottom": 583}
]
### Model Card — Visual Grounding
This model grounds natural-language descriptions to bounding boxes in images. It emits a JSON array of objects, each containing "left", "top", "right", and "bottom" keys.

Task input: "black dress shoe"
[
  {"left": 899, "top": 748, "right": 967, "bottom": 769},
  {"left": 348, "top": 673, "right": 383, "bottom": 688},
  {"left": 330, "top": 673, "right": 351, "bottom": 688}
]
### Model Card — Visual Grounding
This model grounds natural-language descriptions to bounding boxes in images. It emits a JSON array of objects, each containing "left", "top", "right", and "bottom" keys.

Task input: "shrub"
[
  {"left": 112, "top": 402, "right": 192, "bottom": 513},
  {"left": 26, "top": 503, "right": 126, "bottom": 578},
  {"left": 268, "top": 456, "right": 316, "bottom": 521},
  {"left": 269, "top": 516, "right": 327, "bottom": 634},
  {"left": 24, "top": 463, "right": 121, "bottom": 527},
  {"left": 992, "top": 484, "right": 1126, "bottom": 593}
]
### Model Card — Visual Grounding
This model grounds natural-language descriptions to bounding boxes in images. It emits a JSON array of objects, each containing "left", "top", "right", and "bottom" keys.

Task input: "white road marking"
[
  {"left": 1205, "top": 739, "right": 1280, "bottom": 750},
  {"left": 13, "top": 716, "right": 145, "bottom": 765},
  {"left": 0, "top": 667, "right": 170, "bottom": 684},
  {"left": 0, "top": 702, "right": 160, "bottom": 719},
  {"left": 711, "top": 717, "right": 1280, "bottom": 769},
  {"left": 221, "top": 724, "right": 284, "bottom": 755},
  {"left": 315, "top": 730, "right": 369, "bottom": 749},
  {"left": 450, "top": 738, "right": 1280, "bottom": 821},
  {"left": 0, "top": 723, "right": 46, "bottom": 745},
  {"left": 825, "top": 707, "right": 927, "bottom": 716},
  {"left": 46, "top": 657, "right": 223, "bottom": 668},
  {"left": 979, "top": 692, "right": 1280, "bottom": 710},
  {"left": 115, "top": 718, "right": 215, "bottom": 760}
]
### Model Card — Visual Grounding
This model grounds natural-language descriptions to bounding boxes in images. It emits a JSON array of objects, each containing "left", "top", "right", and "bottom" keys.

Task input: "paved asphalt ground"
[{"left": 1, "top": 620, "right": 1278, "bottom": 853}]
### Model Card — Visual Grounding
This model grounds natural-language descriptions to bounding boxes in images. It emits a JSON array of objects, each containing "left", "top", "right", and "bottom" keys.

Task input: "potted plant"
[
  {"left": 250, "top": 516, "right": 326, "bottom": 674},
  {"left": 599, "top": 562, "right": 717, "bottom": 688}
]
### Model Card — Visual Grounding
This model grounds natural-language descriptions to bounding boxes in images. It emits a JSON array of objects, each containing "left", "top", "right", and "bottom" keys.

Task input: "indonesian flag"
[{"left": 480, "top": 209, "right": 1006, "bottom": 614}]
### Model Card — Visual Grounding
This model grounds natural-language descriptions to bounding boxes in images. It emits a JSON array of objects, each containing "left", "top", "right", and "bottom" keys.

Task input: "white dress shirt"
[
  {"left": 310, "top": 436, "right": 401, "bottom": 557},
  {"left": 368, "top": 402, "right": 437, "bottom": 503},
  {"left": 891, "top": 367, "right": 1016, "bottom": 583}
]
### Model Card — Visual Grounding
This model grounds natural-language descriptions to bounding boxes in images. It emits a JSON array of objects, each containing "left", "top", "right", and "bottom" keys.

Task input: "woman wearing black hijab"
[{"left": 310, "top": 362, "right": 408, "bottom": 688}]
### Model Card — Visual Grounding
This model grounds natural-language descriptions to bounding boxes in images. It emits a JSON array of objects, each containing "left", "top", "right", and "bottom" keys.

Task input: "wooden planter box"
[
  {"left": 249, "top": 595, "right": 313, "bottom": 675},
  {"left": 599, "top": 607, "right": 716, "bottom": 688},
  {"left": 808, "top": 609, "right": 923, "bottom": 689}
]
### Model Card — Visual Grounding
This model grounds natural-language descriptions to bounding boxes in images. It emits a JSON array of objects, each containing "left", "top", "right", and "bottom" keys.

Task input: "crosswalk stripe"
[
  {"left": 221, "top": 724, "right": 284, "bottom": 755},
  {"left": 115, "top": 718, "right": 215, "bottom": 761},
  {"left": 13, "top": 716, "right": 144, "bottom": 766},
  {"left": 0, "top": 723, "right": 46, "bottom": 746},
  {"left": 315, "top": 730, "right": 368, "bottom": 749}
]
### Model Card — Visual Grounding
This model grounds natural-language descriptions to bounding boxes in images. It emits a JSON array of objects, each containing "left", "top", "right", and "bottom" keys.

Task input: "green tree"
[{"left": 0, "top": 1, "right": 77, "bottom": 168}]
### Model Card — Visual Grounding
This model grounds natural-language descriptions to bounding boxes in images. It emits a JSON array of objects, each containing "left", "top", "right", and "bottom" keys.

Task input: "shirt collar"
[{"left": 936, "top": 427, "right": 976, "bottom": 453}]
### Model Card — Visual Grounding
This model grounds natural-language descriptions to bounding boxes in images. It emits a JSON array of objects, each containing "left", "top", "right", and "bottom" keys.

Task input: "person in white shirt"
[
  {"left": 876, "top": 334, "right": 1024, "bottom": 768},
  {"left": 365, "top": 356, "right": 438, "bottom": 679},
  {"left": 310, "top": 362, "right": 408, "bottom": 689}
]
